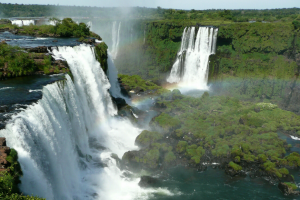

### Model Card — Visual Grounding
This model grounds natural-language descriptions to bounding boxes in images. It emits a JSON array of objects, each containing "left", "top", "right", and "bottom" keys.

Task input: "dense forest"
[{"left": 0, "top": 3, "right": 299, "bottom": 22}]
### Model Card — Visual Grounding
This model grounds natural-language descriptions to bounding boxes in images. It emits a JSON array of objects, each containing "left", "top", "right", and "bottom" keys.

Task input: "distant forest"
[{"left": 0, "top": 3, "right": 299, "bottom": 22}]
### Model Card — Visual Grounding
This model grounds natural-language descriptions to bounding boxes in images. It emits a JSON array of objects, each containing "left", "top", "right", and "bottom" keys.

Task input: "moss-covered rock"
[
  {"left": 94, "top": 42, "right": 108, "bottom": 73},
  {"left": 228, "top": 161, "right": 242, "bottom": 171},
  {"left": 278, "top": 182, "right": 300, "bottom": 195},
  {"left": 135, "top": 130, "right": 163, "bottom": 148}
]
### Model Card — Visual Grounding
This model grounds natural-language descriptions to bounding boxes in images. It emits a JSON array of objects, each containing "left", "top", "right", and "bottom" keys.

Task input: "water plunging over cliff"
[
  {"left": 0, "top": 44, "right": 165, "bottom": 199},
  {"left": 12, "top": 20, "right": 35, "bottom": 27},
  {"left": 167, "top": 27, "right": 218, "bottom": 90},
  {"left": 107, "top": 52, "right": 127, "bottom": 100},
  {"left": 111, "top": 21, "right": 121, "bottom": 60}
]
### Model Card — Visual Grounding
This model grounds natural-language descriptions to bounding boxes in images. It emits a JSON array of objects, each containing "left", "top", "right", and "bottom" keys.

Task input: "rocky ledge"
[
  {"left": 0, "top": 137, "right": 10, "bottom": 173},
  {"left": 278, "top": 182, "right": 300, "bottom": 196}
]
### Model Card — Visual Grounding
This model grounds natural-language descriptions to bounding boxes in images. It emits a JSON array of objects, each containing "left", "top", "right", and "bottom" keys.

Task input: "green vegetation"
[
  {"left": 284, "top": 182, "right": 298, "bottom": 190},
  {"left": 118, "top": 74, "right": 162, "bottom": 92},
  {"left": 135, "top": 130, "right": 163, "bottom": 147},
  {"left": 0, "top": 42, "right": 65, "bottom": 79},
  {"left": 0, "top": 3, "right": 299, "bottom": 23},
  {"left": 0, "top": 18, "right": 99, "bottom": 39},
  {"left": 94, "top": 42, "right": 108, "bottom": 72},
  {"left": 229, "top": 161, "right": 242, "bottom": 171},
  {"left": 153, "top": 113, "right": 181, "bottom": 132},
  {"left": 0, "top": 149, "right": 44, "bottom": 200},
  {"left": 147, "top": 90, "right": 300, "bottom": 177},
  {"left": 209, "top": 22, "right": 299, "bottom": 81},
  {"left": 0, "top": 42, "right": 36, "bottom": 77}
]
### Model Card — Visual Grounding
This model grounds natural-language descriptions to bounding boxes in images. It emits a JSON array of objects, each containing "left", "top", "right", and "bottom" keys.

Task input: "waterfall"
[
  {"left": 0, "top": 44, "right": 161, "bottom": 199},
  {"left": 111, "top": 21, "right": 121, "bottom": 60},
  {"left": 167, "top": 27, "right": 218, "bottom": 90},
  {"left": 107, "top": 52, "right": 127, "bottom": 100},
  {"left": 87, "top": 21, "right": 93, "bottom": 32},
  {"left": 12, "top": 20, "right": 35, "bottom": 27}
]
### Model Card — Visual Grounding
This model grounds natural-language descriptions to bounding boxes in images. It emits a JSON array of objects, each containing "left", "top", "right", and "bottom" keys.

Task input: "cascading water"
[
  {"left": 0, "top": 44, "right": 173, "bottom": 199},
  {"left": 107, "top": 52, "right": 127, "bottom": 100},
  {"left": 167, "top": 27, "right": 218, "bottom": 90},
  {"left": 12, "top": 20, "right": 35, "bottom": 27},
  {"left": 111, "top": 21, "right": 121, "bottom": 60}
]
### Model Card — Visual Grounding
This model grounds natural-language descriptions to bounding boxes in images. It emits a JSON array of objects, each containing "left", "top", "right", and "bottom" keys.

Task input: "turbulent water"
[
  {"left": 167, "top": 27, "right": 218, "bottom": 90},
  {"left": 111, "top": 21, "right": 121, "bottom": 60},
  {"left": 11, "top": 20, "right": 35, "bottom": 27},
  {"left": 0, "top": 44, "right": 174, "bottom": 200}
]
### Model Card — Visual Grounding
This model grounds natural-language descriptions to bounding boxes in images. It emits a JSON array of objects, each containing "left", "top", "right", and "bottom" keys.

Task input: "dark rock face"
[
  {"left": 25, "top": 46, "right": 50, "bottom": 53},
  {"left": 0, "top": 137, "right": 11, "bottom": 173},
  {"left": 138, "top": 176, "right": 161, "bottom": 188},
  {"left": 278, "top": 182, "right": 300, "bottom": 195},
  {"left": 82, "top": 38, "right": 96, "bottom": 45},
  {"left": 112, "top": 97, "right": 127, "bottom": 110}
]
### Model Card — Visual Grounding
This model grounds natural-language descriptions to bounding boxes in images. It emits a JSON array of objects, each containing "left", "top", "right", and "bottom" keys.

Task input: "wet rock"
[
  {"left": 26, "top": 46, "right": 50, "bottom": 53},
  {"left": 0, "top": 137, "right": 10, "bottom": 172},
  {"left": 0, "top": 138, "right": 6, "bottom": 146},
  {"left": 280, "top": 174, "right": 295, "bottom": 183},
  {"left": 122, "top": 150, "right": 144, "bottom": 172},
  {"left": 111, "top": 153, "right": 122, "bottom": 168},
  {"left": 112, "top": 97, "right": 127, "bottom": 110},
  {"left": 0, "top": 28, "right": 9, "bottom": 32},
  {"left": 278, "top": 182, "right": 300, "bottom": 195},
  {"left": 52, "top": 60, "right": 69, "bottom": 69},
  {"left": 138, "top": 176, "right": 160, "bottom": 188},
  {"left": 134, "top": 86, "right": 144, "bottom": 93},
  {"left": 52, "top": 40, "right": 58, "bottom": 42}
]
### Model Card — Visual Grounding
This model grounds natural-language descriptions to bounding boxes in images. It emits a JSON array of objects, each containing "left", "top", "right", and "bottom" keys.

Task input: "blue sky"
[{"left": 1, "top": 0, "right": 299, "bottom": 10}]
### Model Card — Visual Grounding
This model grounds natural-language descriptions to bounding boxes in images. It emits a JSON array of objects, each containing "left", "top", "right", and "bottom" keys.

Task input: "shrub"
[
  {"left": 135, "top": 130, "right": 163, "bottom": 147},
  {"left": 164, "top": 151, "right": 176, "bottom": 163},
  {"left": 229, "top": 161, "right": 242, "bottom": 171}
]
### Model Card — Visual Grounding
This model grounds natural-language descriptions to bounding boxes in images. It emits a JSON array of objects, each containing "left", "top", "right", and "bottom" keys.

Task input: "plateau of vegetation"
[
  {"left": 0, "top": 42, "right": 68, "bottom": 79},
  {"left": 0, "top": 18, "right": 100, "bottom": 39},
  {"left": 124, "top": 90, "right": 300, "bottom": 184},
  {"left": 118, "top": 74, "right": 166, "bottom": 93}
]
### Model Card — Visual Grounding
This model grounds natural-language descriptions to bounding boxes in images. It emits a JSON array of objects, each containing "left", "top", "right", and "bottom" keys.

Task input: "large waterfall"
[
  {"left": 0, "top": 44, "right": 165, "bottom": 200},
  {"left": 111, "top": 21, "right": 121, "bottom": 60},
  {"left": 107, "top": 52, "right": 127, "bottom": 100},
  {"left": 167, "top": 27, "right": 218, "bottom": 90}
]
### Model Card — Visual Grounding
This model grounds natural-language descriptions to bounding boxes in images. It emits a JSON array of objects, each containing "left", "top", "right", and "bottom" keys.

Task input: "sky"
[{"left": 1, "top": 0, "right": 299, "bottom": 10}]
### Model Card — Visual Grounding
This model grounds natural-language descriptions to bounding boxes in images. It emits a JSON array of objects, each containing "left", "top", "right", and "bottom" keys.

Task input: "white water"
[
  {"left": 291, "top": 136, "right": 300, "bottom": 141},
  {"left": 107, "top": 52, "right": 127, "bottom": 100},
  {"left": 111, "top": 21, "right": 121, "bottom": 60},
  {"left": 167, "top": 27, "right": 218, "bottom": 90},
  {"left": 0, "top": 87, "right": 14, "bottom": 91},
  {"left": 0, "top": 44, "right": 174, "bottom": 200},
  {"left": 87, "top": 21, "right": 93, "bottom": 32},
  {"left": 12, "top": 20, "right": 35, "bottom": 27}
]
